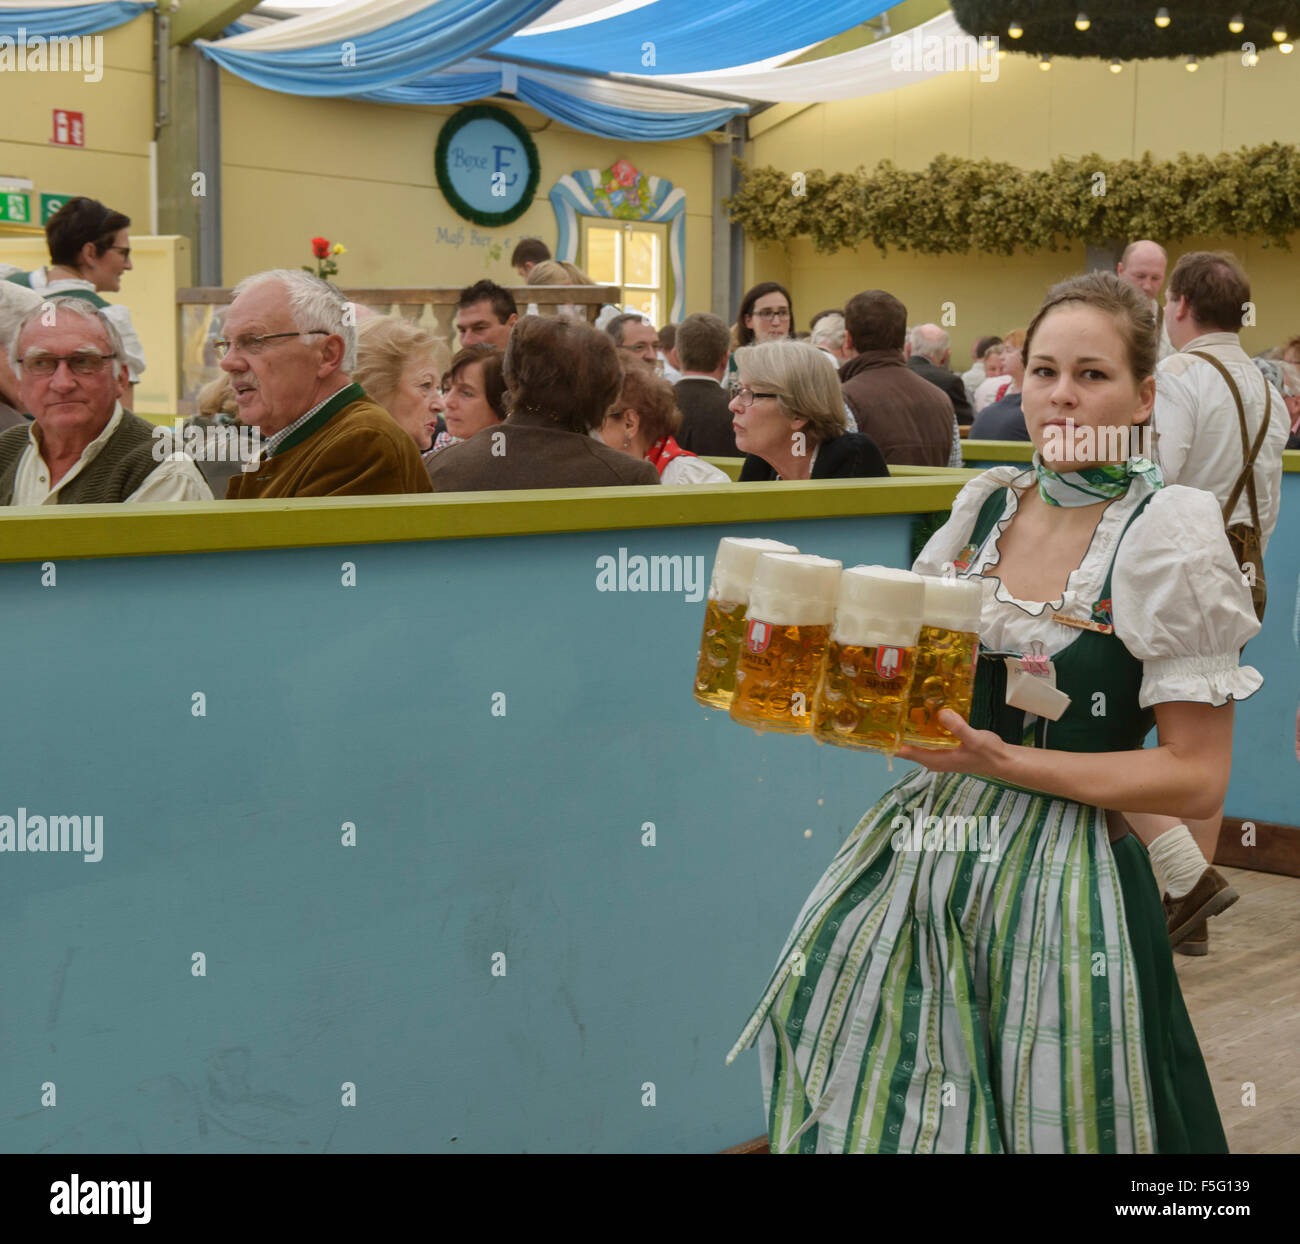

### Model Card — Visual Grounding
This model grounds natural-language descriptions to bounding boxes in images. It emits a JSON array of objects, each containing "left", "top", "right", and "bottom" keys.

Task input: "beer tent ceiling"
[{"left": 195, "top": 0, "right": 896, "bottom": 137}]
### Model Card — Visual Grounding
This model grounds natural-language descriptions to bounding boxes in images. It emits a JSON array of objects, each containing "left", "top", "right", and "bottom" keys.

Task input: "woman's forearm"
[{"left": 997, "top": 741, "right": 1225, "bottom": 820}]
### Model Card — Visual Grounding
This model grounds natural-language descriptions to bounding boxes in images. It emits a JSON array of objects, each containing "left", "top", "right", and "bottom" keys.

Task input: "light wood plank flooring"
[{"left": 1176, "top": 865, "right": 1300, "bottom": 1154}]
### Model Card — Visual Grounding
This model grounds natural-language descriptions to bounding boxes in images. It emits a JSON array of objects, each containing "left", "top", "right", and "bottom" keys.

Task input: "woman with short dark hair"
[
  {"left": 5, "top": 196, "right": 145, "bottom": 404},
  {"left": 599, "top": 365, "right": 728, "bottom": 485}
]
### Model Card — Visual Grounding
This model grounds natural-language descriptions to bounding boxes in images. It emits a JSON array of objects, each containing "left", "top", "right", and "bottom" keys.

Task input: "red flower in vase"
[{"left": 311, "top": 236, "right": 331, "bottom": 259}]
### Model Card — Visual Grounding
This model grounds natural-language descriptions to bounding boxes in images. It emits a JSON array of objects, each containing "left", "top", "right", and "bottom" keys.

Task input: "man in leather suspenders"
[{"left": 1122, "top": 251, "right": 1288, "bottom": 955}]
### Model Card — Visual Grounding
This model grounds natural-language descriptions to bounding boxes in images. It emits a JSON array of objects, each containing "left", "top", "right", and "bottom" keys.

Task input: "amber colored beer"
[
  {"left": 692, "top": 537, "right": 799, "bottom": 709},
  {"left": 814, "top": 641, "right": 918, "bottom": 750},
  {"left": 813, "top": 564, "right": 926, "bottom": 752},
  {"left": 729, "top": 621, "right": 832, "bottom": 734},
  {"left": 694, "top": 598, "right": 749, "bottom": 708},
  {"left": 729, "top": 552, "right": 841, "bottom": 734},
  {"left": 902, "top": 625, "right": 980, "bottom": 749}
]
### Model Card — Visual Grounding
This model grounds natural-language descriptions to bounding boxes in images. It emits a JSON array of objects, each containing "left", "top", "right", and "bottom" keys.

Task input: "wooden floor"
[{"left": 1177, "top": 865, "right": 1300, "bottom": 1154}]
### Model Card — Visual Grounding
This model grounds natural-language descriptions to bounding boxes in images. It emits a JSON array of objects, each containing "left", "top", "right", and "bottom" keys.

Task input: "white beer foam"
[
  {"left": 708, "top": 536, "right": 800, "bottom": 603},
  {"left": 832, "top": 565, "right": 926, "bottom": 648},
  {"left": 921, "top": 574, "right": 984, "bottom": 633},
  {"left": 748, "top": 553, "right": 842, "bottom": 626}
]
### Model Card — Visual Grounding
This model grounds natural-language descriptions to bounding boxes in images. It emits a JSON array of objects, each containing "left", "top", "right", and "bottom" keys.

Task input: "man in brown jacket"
[
  {"left": 840, "top": 290, "right": 955, "bottom": 467},
  {"left": 221, "top": 270, "right": 431, "bottom": 498}
]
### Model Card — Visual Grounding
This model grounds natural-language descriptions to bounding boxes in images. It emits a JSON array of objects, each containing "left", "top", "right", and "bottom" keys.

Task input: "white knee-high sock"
[{"left": 1148, "top": 825, "right": 1208, "bottom": 899}]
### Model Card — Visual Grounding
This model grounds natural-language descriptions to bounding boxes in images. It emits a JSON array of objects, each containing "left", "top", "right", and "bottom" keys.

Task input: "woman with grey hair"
[{"left": 732, "top": 340, "right": 887, "bottom": 481}]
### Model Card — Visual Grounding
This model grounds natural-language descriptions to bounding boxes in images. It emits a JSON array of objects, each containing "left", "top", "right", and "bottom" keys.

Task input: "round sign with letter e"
[{"left": 435, "top": 104, "right": 539, "bottom": 227}]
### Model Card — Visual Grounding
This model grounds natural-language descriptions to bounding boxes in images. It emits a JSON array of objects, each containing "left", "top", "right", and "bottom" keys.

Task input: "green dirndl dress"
[{"left": 727, "top": 485, "right": 1229, "bottom": 1154}]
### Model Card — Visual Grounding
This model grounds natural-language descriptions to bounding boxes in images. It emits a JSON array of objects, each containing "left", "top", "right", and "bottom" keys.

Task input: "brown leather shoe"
[
  {"left": 1163, "top": 867, "right": 1238, "bottom": 947},
  {"left": 1174, "top": 921, "right": 1209, "bottom": 957}
]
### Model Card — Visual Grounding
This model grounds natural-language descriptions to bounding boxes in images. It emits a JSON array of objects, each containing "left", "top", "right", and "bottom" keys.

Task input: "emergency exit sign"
[
  {"left": 0, "top": 192, "right": 31, "bottom": 223},
  {"left": 41, "top": 194, "right": 72, "bottom": 224},
  {"left": 51, "top": 110, "right": 84, "bottom": 147}
]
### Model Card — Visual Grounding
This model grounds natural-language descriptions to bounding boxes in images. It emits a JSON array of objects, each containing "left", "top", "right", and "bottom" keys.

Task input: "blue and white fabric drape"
[
  {"left": 0, "top": 0, "right": 152, "bottom": 38},
  {"left": 200, "top": 0, "right": 569, "bottom": 95}
]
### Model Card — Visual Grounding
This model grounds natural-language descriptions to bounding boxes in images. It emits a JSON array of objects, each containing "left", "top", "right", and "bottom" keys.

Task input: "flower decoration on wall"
[
  {"left": 591, "top": 160, "right": 655, "bottom": 220},
  {"left": 303, "top": 237, "right": 346, "bottom": 280}
]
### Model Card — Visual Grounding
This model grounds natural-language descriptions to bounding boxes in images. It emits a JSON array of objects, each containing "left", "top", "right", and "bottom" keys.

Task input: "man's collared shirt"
[
  {"left": 12, "top": 404, "right": 212, "bottom": 504},
  {"left": 1154, "top": 331, "right": 1288, "bottom": 550},
  {"left": 259, "top": 387, "right": 346, "bottom": 460}
]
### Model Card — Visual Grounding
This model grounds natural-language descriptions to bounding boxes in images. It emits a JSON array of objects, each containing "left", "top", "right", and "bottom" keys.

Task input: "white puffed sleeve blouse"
[{"left": 913, "top": 467, "right": 1262, "bottom": 710}]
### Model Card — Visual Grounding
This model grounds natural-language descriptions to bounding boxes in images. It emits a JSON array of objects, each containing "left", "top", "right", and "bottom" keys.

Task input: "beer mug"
[
  {"left": 902, "top": 576, "right": 984, "bottom": 750},
  {"left": 730, "top": 553, "right": 842, "bottom": 734},
  {"left": 693, "top": 537, "right": 798, "bottom": 709},
  {"left": 813, "top": 566, "right": 926, "bottom": 752}
]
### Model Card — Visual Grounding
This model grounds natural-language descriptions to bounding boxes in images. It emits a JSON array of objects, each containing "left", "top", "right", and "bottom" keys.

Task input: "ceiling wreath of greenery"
[
  {"left": 725, "top": 145, "right": 1300, "bottom": 256},
  {"left": 951, "top": 2, "right": 1300, "bottom": 59}
]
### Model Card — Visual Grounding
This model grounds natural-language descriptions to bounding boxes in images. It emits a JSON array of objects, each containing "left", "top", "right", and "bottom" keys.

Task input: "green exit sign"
[
  {"left": 41, "top": 194, "right": 72, "bottom": 224},
  {"left": 0, "top": 191, "right": 31, "bottom": 223}
]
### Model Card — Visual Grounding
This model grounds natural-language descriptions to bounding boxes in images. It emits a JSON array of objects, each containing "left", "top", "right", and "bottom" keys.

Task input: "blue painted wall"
[{"left": 1, "top": 483, "right": 1294, "bottom": 1154}]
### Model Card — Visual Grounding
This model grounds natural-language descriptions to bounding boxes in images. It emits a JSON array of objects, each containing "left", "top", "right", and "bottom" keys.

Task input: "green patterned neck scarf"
[{"left": 1033, "top": 453, "right": 1163, "bottom": 507}]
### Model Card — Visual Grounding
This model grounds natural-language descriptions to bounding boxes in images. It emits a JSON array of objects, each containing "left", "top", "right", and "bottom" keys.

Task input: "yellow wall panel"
[
  {"left": 1046, "top": 62, "right": 1137, "bottom": 160},
  {"left": 967, "top": 57, "right": 1054, "bottom": 166},
  {"left": 1131, "top": 59, "right": 1226, "bottom": 157}
]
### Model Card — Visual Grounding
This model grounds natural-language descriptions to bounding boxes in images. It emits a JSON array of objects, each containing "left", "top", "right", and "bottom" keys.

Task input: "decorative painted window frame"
[{"left": 548, "top": 167, "right": 686, "bottom": 322}]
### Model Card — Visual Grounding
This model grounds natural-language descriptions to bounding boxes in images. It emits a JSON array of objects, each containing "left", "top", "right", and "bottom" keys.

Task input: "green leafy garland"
[{"left": 726, "top": 145, "right": 1300, "bottom": 256}]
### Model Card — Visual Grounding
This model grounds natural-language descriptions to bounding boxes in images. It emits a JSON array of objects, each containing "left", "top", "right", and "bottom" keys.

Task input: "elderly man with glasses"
[
  {"left": 0, "top": 295, "right": 210, "bottom": 504},
  {"left": 220, "top": 270, "right": 431, "bottom": 499}
]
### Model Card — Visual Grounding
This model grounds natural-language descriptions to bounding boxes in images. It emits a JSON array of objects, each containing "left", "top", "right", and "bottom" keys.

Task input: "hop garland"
[{"left": 725, "top": 144, "right": 1300, "bottom": 256}]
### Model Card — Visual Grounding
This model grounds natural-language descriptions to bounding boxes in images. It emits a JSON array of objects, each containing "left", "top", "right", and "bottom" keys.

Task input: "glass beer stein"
[
  {"left": 693, "top": 537, "right": 798, "bottom": 709},
  {"left": 813, "top": 566, "right": 926, "bottom": 752},
  {"left": 902, "top": 576, "right": 985, "bottom": 750},
  {"left": 730, "top": 552, "right": 842, "bottom": 735}
]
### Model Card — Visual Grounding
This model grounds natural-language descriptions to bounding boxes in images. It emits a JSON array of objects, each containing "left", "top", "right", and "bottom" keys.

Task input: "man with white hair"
[
  {"left": 221, "top": 270, "right": 431, "bottom": 498},
  {"left": 1116, "top": 239, "right": 1175, "bottom": 361},
  {"left": 904, "top": 323, "right": 972, "bottom": 425},
  {"left": 810, "top": 312, "right": 853, "bottom": 367},
  {"left": 0, "top": 295, "right": 210, "bottom": 504},
  {"left": 0, "top": 282, "right": 41, "bottom": 430}
]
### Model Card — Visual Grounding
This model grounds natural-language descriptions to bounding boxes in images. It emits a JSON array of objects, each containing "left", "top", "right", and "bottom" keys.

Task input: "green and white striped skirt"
[{"left": 727, "top": 766, "right": 1227, "bottom": 1154}]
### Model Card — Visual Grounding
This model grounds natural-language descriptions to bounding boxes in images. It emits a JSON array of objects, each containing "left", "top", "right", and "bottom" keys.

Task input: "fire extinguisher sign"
[{"left": 51, "top": 110, "right": 85, "bottom": 147}]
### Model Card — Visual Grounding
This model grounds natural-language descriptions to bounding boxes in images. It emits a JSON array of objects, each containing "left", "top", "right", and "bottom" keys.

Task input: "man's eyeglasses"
[
  {"left": 106, "top": 246, "right": 131, "bottom": 261},
  {"left": 729, "top": 384, "right": 778, "bottom": 408},
  {"left": 20, "top": 351, "right": 118, "bottom": 377},
  {"left": 752, "top": 308, "right": 791, "bottom": 322},
  {"left": 212, "top": 330, "right": 331, "bottom": 359}
]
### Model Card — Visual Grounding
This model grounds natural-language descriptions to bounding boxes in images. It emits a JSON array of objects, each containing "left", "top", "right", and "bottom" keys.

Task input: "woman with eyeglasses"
[
  {"left": 353, "top": 316, "right": 452, "bottom": 453},
  {"left": 598, "top": 363, "right": 730, "bottom": 485},
  {"left": 426, "top": 345, "right": 508, "bottom": 458},
  {"left": 732, "top": 341, "right": 888, "bottom": 482},
  {"left": 5, "top": 197, "right": 145, "bottom": 408},
  {"left": 727, "top": 281, "right": 796, "bottom": 386}
]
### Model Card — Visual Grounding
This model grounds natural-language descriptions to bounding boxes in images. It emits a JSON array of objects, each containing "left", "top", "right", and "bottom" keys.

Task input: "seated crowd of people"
[{"left": 1, "top": 218, "right": 1296, "bottom": 505}]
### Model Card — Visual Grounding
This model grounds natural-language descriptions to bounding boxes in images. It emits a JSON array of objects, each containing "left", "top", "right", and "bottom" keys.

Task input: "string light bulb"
[
  {"left": 1282, "top": 41, "right": 1295, "bottom": 54},
  {"left": 1109, "top": 59, "right": 1123, "bottom": 73},
  {"left": 1075, "top": 12, "right": 1090, "bottom": 31},
  {"left": 1245, "top": 48, "right": 1259, "bottom": 66},
  {"left": 1009, "top": 20, "right": 1023, "bottom": 38},
  {"left": 1273, "top": 26, "right": 1288, "bottom": 42},
  {"left": 1185, "top": 56, "right": 1198, "bottom": 71},
  {"left": 1154, "top": 8, "right": 1171, "bottom": 27},
  {"left": 1228, "top": 15, "right": 1244, "bottom": 34},
  {"left": 1039, "top": 55, "right": 1052, "bottom": 70}
]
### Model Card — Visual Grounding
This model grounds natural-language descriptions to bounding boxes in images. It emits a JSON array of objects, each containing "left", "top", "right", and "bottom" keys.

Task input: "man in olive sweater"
[{"left": 221, "top": 270, "right": 431, "bottom": 499}]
